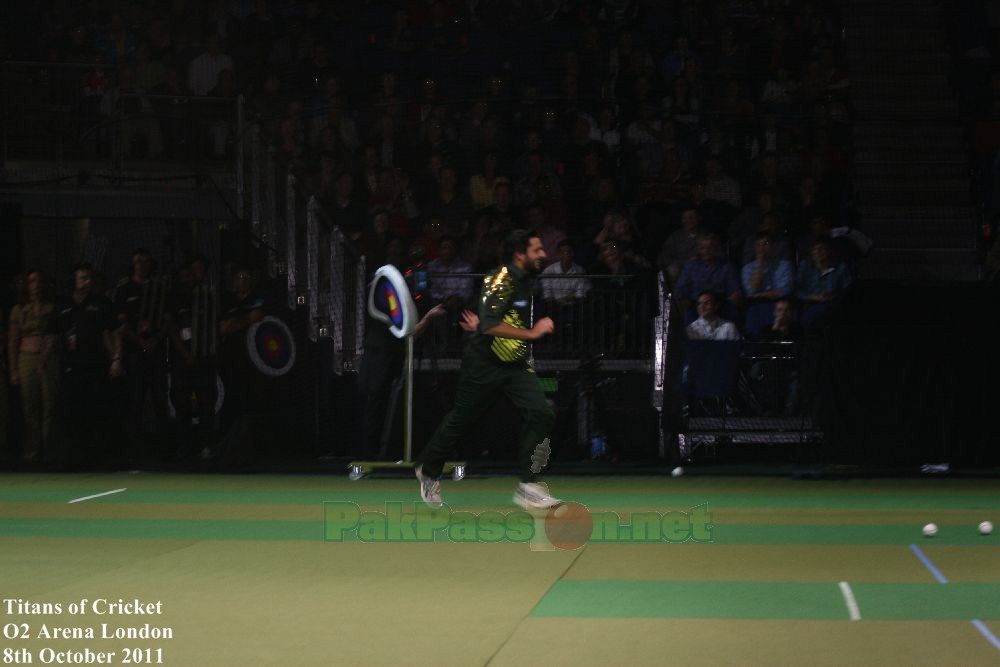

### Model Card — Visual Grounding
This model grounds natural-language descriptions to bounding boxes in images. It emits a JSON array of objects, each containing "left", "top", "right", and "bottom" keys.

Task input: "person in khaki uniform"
[{"left": 7, "top": 270, "right": 59, "bottom": 462}]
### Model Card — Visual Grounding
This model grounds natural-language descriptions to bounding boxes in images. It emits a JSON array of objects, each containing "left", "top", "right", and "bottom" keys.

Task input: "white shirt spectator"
[
  {"left": 541, "top": 261, "right": 590, "bottom": 301},
  {"left": 188, "top": 52, "right": 234, "bottom": 96},
  {"left": 686, "top": 316, "right": 739, "bottom": 341}
]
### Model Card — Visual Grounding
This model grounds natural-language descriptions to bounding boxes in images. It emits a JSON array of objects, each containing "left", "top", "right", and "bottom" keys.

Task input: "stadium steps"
[{"left": 845, "top": 0, "right": 978, "bottom": 281}]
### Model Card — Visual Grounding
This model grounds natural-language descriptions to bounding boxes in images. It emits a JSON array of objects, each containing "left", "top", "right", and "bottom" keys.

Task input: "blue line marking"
[
  {"left": 972, "top": 620, "right": 1000, "bottom": 652},
  {"left": 909, "top": 543, "right": 949, "bottom": 584}
]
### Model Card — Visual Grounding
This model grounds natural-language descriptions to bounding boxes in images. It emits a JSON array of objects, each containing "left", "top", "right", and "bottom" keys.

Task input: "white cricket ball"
[
  {"left": 923, "top": 523, "right": 938, "bottom": 537},
  {"left": 671, "top": 466, "right": 684, "bottom": 477},
  {"left": 979, "top": 521, "right": 993, "bottom": 536}
]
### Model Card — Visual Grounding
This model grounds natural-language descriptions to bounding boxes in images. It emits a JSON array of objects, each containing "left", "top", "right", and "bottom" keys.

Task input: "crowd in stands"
[{"left": 2, "top": 0, "right": 865, "bottom": 461}]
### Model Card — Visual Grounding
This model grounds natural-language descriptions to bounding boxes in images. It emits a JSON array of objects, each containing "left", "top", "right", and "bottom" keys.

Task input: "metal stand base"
[{"left": 348, "top": 461, "right": 467, "bottom": 481}]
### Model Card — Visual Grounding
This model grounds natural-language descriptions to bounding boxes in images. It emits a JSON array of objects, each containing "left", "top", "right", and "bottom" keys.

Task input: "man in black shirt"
[
  {"left": 359, "top": 302, "right": 446, "bottom": 460},
  {"left": 114, "top": 248, "right": 169, "bottom": 461},
  {"left": 165, "top": 262, "right": 219, "bottom": 461},
  {"left": 57, "top": 264, "right": 121, "bottom": 467},
  {"left": 215, "top": 265, "right": 267, "bottom": 465}
]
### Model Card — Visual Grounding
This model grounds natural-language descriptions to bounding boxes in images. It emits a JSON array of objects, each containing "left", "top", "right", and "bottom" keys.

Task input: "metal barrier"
[{"left": 415, "top": 271, "right": 657, "bottom": 365}]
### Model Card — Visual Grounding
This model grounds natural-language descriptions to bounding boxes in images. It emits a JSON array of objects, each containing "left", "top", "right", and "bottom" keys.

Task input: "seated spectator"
[
  {"left": 423, "top": 164, "right": 471, "bottom": 237},
  {"left": 703, "top": 156, "right": 743, "bottom": 211},
  {"left": 686, "top": 292, "right": 740, "bottom": 341},
  {"left": 796, "top": 239, "right": 852, "bottom": 326},
  {"left": 542, "top": 240, "right": 590, "bottom": 303},
  {"left": 592, "top": 209, "right": 646, "bottom": 266},
  {"left": 188, "top": 32, "right": 233, "bottom": 97},
  {"left": 469, "top": 152, "right": 508, "bottom": 210},
  {"left": 740, "top": 212, "right": 793, "bottom": 265},
  {"left": 526, "top": 205, "right": 565, "bottom": 266},
  {"left": 657, "top": 207, "right": 702, "bottom": 284},
  {"left": 411, "top": 218, "right": 446, "bottom": 263},
  {"left": 742, "top": 232, "right": 795, "bottom": 334},
  {"left": 426, "top": 236, "right": 475, "bottom": 309},
  {"left": 729, "top": 189, "right": 779, "bottom": 262},
  {"left": 747, "top": 298, "right": 802, "bottom": 415},
  {"left": 675, "top": 234, "right": 742, "bottom": 322}
]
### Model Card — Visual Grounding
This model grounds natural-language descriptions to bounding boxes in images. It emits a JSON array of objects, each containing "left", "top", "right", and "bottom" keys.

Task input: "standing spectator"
[
  {"left": 115, "top": 249, "right": 169, "bottom": 463},
  {"left": 0, "top": 307, "right": 7, "bottom": 459},
  {"left": 216, "top": 264, "right": 267, "bottom": 465},
  {"left": 56, "top": 264, "right": 122, "bottom": 467},
  {"left": 165, "top": 263, "right": 218, "bottom": 462},
  {"left": 7, "top": 270, "right": 59, "bottom": 464}
]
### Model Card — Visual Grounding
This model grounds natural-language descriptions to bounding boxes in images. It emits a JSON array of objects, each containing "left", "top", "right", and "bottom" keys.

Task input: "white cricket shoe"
[
  {"left": 513, "top": 482, "right": 561, "bottom": 510},
  {"left": 415, "top": 465, "right": 444, "bottom": 508}
]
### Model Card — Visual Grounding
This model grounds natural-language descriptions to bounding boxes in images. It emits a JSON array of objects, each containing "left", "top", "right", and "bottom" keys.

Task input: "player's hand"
[
  {"left": 532, "top": 317, "right": 555, "bottom": 339},
  {"left": 459, "top": 309, "right": 479, "bottom": 333}
]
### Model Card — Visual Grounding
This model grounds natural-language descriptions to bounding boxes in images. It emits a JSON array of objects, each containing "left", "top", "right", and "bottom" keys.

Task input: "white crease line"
[
  {"left": 838, "top": 581, "right": 861, "bottom": 621},
  {"left": 68, "top": 488, "right": 127, "bottom": 504}
]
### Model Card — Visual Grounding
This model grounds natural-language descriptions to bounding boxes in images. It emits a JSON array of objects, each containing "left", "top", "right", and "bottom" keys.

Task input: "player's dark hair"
[{"left": 502, "top": 229, "right": 538, "bottom": 261}]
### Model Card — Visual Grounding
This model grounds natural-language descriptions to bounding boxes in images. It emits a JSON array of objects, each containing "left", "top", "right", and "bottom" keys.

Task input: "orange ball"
[{"left": 544, "top": 501, "right": 593, "bottom": 550}]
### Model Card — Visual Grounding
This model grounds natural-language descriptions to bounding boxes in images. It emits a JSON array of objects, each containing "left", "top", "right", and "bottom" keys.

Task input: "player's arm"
[
  {"left": 413, "top": 304, "right": 446, "bottom": 337},
  {"left": 482, "top": 318, "right": 553, "bottom": 341}
]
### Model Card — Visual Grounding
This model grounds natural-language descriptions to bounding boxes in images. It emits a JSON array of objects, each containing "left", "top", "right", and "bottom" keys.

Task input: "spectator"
[
  {"left": 675, "top": 234, "right": 742, "bottom": 321},
  {"left": 423, "top": 164, "right": 471, "bottom": 236},
  {"left": 740, "top": 211, "right": 793, "bottom": 265},
  {"left": 657, "top": 207, "right": 702, "bottom": 284},
  {"left": 165, "top": 261, "right": 218, "bottom": 462},
  {"left": 469, "top": 152, "right": 507, "bottom": 210},
  {"left": 188, "top": 32, "right": 234, "bottom": 97},
  {"left": 542, "top": 240, "right": 590, "bottom": 302},
  {"left": 57, "top": 264, "right": 123, "bottom": 467},
  {"left": 742, "top": 232, "right": 795, "bottom": 334},
  {"left": 427, "top": 235, "right": 475, "bottom": 307},
  {"left": 526, "top": 205, "right": 566, "bottom": 266},
  {"left": 8, "top": 270, "right": 59, "bottom": 463},
  {"left": 703, "top": 156, "right": 743, "bottom": 210},
  {"left": 796, "top": 238, "right": 852, "bottom": 326},
  {"left": 326, "top": 171, "right": 367, "bottom": 240},
  {"left": 686, "top": 291, "right": 740, "bottom": 341},
  {"left": 216, "top": 264, "right": 267, "bottom": 465},
  {"left": 115, "top": 248, "right": 169, "bottom": 462},
  {"left": 95, "top": 12, "right": 137, "bottom": 65}
]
